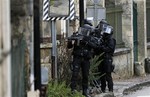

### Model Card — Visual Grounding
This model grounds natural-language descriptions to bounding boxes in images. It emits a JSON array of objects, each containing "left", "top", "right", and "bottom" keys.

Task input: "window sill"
[{"left": 114, "top": 48, "right": 131, "bottom": 56}]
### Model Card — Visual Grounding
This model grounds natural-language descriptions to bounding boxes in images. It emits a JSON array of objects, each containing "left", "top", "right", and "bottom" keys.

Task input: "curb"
[
  {"left": 123, "top": 81, "right": 150, "bottom": 95},
  {"left": 94, "top": 92, "right": 114, "bottom": 97}
]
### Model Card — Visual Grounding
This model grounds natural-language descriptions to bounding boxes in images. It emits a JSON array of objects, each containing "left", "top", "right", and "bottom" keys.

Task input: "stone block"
[
  {"left": 134, "top": 62, "right": 146, "bottom": 76},
  {"left": 94, "top": 92, "right": 114, "bottom": 97},
  {"left": 27, "top": 90, "right": 40, "bottom": 97}
]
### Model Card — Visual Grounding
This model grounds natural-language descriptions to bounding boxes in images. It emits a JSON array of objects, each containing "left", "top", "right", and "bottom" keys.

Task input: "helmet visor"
[
  {"left": 101, "top": 25, "right": 112, "bottom": 35},
  {"left": 78, "top": 27, "right": 91, "bottom": 36}
]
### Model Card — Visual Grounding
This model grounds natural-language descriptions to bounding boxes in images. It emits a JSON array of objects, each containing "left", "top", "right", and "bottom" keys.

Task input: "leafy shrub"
[
  {"left": 57, "top": 39, "right": 72, "bottom": 84},
  {"left": 47, "top": 81, "right": 84, "bottom": 97},
  {"left": 89, "top": 53, "right": 104, "bottom": 82}
]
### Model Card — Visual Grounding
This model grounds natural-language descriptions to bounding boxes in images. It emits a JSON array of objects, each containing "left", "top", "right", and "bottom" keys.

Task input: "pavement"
[
  {"left": 113, "top": 73, "right": 150, "bottom": 97},
  {"left": 94, "top": 73, "right": 150, "bottom": 97}
]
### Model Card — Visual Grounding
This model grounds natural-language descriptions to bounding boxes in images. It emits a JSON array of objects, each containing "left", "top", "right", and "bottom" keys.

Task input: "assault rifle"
[
  {"left": 67, "top": 32, "right": 85, "bottom": 46},
  {"left": 67, "top": 32, "right": 103, "bottom": 48},
  {"left": 67, "top": 32, "right": 84, "bottom": 41}
]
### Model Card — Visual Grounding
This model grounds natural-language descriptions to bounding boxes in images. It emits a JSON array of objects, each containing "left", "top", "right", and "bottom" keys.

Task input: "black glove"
[
  {"left": 97, "top": 44, "right": 104, "bottom": 50},
  {"left": 67, "top": 40, "right": 73, "bottom": 48},
  {"left": 82, "top": 36, "right": 91, "bottom": 43},
  {"left": 88, "top": 41, "right": 98, "bottom": 49}
]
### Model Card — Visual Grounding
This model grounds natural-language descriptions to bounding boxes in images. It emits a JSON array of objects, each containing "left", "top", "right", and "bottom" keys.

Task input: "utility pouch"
[{"left": 111, "top": 64, "right": 115, "bottom": 72}]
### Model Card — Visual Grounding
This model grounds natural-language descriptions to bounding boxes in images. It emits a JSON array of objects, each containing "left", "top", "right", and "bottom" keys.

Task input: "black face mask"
[{"left": 102, "top": 33, "right": 112, "bottom": 40}]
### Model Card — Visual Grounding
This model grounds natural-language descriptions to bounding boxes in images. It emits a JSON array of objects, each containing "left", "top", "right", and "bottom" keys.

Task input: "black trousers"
[
  {"left": 98, "top": 58, "right": 113, "bottom": 92},
  {"left": 100, "top": 72, "right": 113, "bottom": 92},
  {"left": 70, "top": 56, "right": 90, "bottom": 91}
]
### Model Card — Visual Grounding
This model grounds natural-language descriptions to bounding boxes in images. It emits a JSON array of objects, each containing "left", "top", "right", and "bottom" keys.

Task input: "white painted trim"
[{"left": 0, "top": 0, "right": 11, "bottom": 97}]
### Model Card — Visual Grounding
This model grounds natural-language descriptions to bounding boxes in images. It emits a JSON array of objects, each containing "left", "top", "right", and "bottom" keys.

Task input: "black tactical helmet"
[
  {"left": 95, "top": 19, "right": 109, "bottom": 38},
  {"left": 99, "top": 19, "right": 108, "bottom": 29},
  {"left": 100, "top": 19, "right": 107, "bottom": 24},
  {"left": 83, "top": 19, "right": 93, "bottom": 26}
]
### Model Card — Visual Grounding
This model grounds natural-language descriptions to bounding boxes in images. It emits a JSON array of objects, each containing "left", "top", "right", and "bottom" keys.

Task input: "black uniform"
[
  {"left": 68, "top": 39, "right": 92, "bottom": 92},
  {"left": 67, "top": 21, "right": 94, "bottom": 96},
  {"left": 97, "top": 34, "right": 116, "bottom": 92}
]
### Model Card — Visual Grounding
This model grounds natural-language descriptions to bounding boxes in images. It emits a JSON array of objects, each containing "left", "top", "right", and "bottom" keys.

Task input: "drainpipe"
[{"left": 33, "top": 0, "right": 41, "bottom": 92}]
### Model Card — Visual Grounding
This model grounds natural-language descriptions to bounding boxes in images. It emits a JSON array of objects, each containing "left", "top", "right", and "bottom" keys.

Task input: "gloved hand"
[
  {"left": 67, "top": 39, "right": 73, "bottom": 48},
  {"left": 88, "top": 41, "right": 98, "bottom": 49},
  {"left": 97, "top": 44, "right": 106, "bottom": 51},
  {"left": 83, "top": 36, "right": 90, "bottom": 42}
]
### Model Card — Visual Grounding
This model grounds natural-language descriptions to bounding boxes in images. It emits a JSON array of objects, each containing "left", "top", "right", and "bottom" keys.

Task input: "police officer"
[
  {"left": 94, "top": 19, "right": 108, "bottom": 38},
  {"left": 95, "top": 21, "right": 116, "bottom": 92},
  {"left": 67, "top": 19, "right": 94, "bottom": 97}
]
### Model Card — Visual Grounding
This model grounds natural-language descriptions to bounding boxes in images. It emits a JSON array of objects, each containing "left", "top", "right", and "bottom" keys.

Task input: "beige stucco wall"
[
  {"left": 134, "top": 0, "right": 147, "bottom": 76},
  {"left": 113, "top": 48, "right": 131, "bottom": 79},
  {"left": 147, "top": 48, "right": 150, "bottom": 57},
  {"left": 136, "top": 0, "right": 147, "bottom": 61},
  {"left": 112, "top": 0, "right": 148, "bottom": 77},
  {"left": 111, "top": 0, "right": 134, "bottom": 77}
]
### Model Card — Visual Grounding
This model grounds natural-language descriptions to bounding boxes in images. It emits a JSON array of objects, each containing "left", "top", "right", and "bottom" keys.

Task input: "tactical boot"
[
  {"left": 109, "top": 89, "right": 113, "bottom": 92},
  {"left": 83, "top": 89, "right": 91, "bottom": 97}
]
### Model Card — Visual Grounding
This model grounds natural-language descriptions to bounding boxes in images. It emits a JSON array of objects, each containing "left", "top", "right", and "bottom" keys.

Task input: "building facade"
[
  {"left": 102, "top": 0, "right": 149, "bottom": 78},
  {"left": 69, "top": 0, "right": 149, "bottom": 78},
  {"left": 41, "top": 0, "right": 150, "bottom": 79}
]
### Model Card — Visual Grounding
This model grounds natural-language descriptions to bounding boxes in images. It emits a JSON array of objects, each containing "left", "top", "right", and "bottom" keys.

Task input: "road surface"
[{"left": 123, "top": 86, "right": 150, "bottom": 97}]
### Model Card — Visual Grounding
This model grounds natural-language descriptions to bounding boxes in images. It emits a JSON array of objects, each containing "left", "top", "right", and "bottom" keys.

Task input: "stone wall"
[
  {"left": 115, "top": 0, "right": 134, "bottom": 76},
  {"left": 11, "top": 0, "right": 32, "bottom": 43},
  {"left": 11, "top": 0, "right": 32, "bottom": 96},
  {"left": 113, "top": 48, "right": 131, "bottom": 79}
]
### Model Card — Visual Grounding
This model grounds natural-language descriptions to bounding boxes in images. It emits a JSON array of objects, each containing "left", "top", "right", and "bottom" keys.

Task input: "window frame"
[{"left": 106, "top": 6, "right": 124, "bottom": 48}]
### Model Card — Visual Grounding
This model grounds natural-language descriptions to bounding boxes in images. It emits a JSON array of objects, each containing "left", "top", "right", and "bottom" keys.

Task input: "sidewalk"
[
  {"left": 93, "top": 73, "right": 150, "bottom": 97},
  {"left": 113, "top": 73, "right": 150, "bottom": 97}
]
